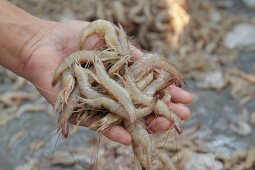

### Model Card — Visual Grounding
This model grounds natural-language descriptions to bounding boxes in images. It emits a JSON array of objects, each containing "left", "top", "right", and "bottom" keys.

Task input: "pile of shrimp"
[{"left": 53, "top": 19, "right": 185, "bottom": 170}]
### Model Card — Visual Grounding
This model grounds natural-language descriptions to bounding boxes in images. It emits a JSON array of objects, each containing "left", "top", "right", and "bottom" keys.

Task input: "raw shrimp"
[
  {"left": 117, "top": 23, "right": 130, "bottom": 54},
  {"left": 89, "top": 54, "right": 137, "bottom": 123},
  {"left": 125, "top": 120, "right": 153, "bottom": 170},
  {"left": 80, "top": 20, "right": 123, "bottom": 53},
  {"left": 0, "top": 91, "right": 37, "bottom": 106},
  {"left": 137, "top": 71, "right": 154, "bottom": 90},
  {"left": 52, "top": 50, "right": 119, "bottom": 86},
  {"left": 58, "top": 86, "right": 79, "bottom": 138},
  {"left": 54, "top": 70, "right": 75, "bottom": 112},
  {"left": 72, "top": 63, "right": 105, "bottom": 99},
  {"left": 162, "top": 89, "right": 171, "bottom": 104},
  {"left": 78, "top": 96, "right": 156, "bottom": 120},
  {"left": 158, "top": 152, "right": 176, "bottom": 170},
  {"left": 89, "top": 113, "right": 122, "bottom": 131},
  {"left": 124, "top": 66, "right": 183, "bottom": 134},
  {"left": 129, "top": 53, "right": 184, "bottom": 87},
  {"left": 108, "top": 23, "right": 132, "bottom": 77},
  {"left": 143, "top": 69, "right": 171, "bottom": 96}
]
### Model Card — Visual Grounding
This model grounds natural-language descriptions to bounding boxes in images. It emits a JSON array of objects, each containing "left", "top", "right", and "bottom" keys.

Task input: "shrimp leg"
[
  {"left": 143, "top": 69, "right": 172, "bottom": 96},
  {"left": 78, "top": 96, "right": 155, "bottom": 120},
  {"left": 72, "top": 63, "right": 105, "bottom": 99}
]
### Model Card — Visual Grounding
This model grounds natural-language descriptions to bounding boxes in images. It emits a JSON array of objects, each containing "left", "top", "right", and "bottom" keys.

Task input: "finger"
[
  {"left": 82, "top": 34, "right": 106, "bottom": 50},
  {"left": 145, "top": 116, "right": 174, "bottom": 133},
  {"left": 167, "top": 85, "right": 192, "bottom": 104},
  {"left": 102, "top": 126, "right": 132, "bottom": 145},
  {"left": 70, "top": 115, "right": 132, "bottom": 145},
  {"left": 168, "top": 103, "right": 191, "bottom": 120},
  {"left": 130, "top": 45, "right": 143, "bottom": 60}
]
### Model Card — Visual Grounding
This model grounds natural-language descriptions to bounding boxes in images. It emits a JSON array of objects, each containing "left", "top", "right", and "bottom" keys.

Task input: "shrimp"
[
  {"left": 158, "top": 152, "right": 176, "bottom": 170},
  {"left": 15, "top": 104, "right": 45, "bottom": 118},
  {"left": 89, "top": 54, "right": 137, "bottom": 123},
  {"left": 89, "top": 113, "right": 122, "bottom": 132},
  {"left": 143, "top": 69, "right": 168, "bottom": 96},
  {"left": 125, "top": 120, "right": 153, "bottom": 170},
  {"left": 129, "top": 53, "right": 184, "bottom": 87},
  {"left": 54, "top": 70, "right": 75, "bottom": 112},
  {"left": 124, "top": 65, "right": 183, "bottom": 134},
  {"left": 117, "top": 23, "right": 130, "bottom": 54},
  {"left": 162, "top": 89, "right": 171, "bottom": 104},
  {"left": 52, "top": 50, "right": 119, "bottom": 86},
  {"left": 0, "top": 91, "right": 37, "bottom": 106},
  {"left": 58, "top": 85, "right": 80, "bottom": 138},
  {"left": 80, "top": 20, "right": 122, "bottom": 53},
  {"left": 137, "top": 71, "right": 154, "bottom": 90},
  {"left": 79, "top": 96, "right": 129, "bottom": 120},
  {"left": 72, "top": 63, "right": 105, "bottom": 99},
  {"left": 108, "top": 23, "right": 132, "bottom": 77},
  {"left": 143, "top": 69, "right": 176, "bottom": 97},
  {"left": 78, "top": 96, "right": 156, "bottom": 120}
]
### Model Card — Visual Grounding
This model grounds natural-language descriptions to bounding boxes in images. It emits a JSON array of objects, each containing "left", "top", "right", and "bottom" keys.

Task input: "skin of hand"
[{"left": 0, "top": 1, "right": 192, "bottom": 145}]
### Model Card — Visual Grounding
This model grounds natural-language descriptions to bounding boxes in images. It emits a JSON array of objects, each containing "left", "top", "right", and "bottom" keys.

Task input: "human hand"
[{"left": 21, "top": 20, "right": 192, "bottom": 145}]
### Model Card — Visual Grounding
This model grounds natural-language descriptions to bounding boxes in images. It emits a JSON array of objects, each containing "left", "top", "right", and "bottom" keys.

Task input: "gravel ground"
[{"left": 1, "top": 0, "right": 255, "bottom": 170}]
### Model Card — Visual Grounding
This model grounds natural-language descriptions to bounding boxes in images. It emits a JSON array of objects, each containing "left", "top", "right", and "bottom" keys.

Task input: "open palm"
[{"left": 23, "top": 20, "right": 192, "bottom": 145}]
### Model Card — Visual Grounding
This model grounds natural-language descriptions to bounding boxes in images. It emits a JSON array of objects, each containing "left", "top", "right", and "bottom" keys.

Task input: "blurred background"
[{"left": 0, "top": 0, "right": 255, "bottom": 169}]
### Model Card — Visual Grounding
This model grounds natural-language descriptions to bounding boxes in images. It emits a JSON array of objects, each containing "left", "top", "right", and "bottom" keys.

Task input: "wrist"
[{"left": 19, "top": 19, "right": 57, "bottom": 79}]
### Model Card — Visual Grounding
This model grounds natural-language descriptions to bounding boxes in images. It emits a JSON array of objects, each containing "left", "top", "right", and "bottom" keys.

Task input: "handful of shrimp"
[{"left": 53, "top": 19, "right": 185, "bottom": 170}]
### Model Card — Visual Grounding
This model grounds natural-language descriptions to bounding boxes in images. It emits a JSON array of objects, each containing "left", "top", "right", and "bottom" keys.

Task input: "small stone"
[
  {"left": 242, "top": 0, "right": 255, "bottom": 9},
  {"left": 224, "top": 23, "right": 255, "bottom": 51},
  {"left": 197, "top": 70, "right": 226, "bottom": 90}
]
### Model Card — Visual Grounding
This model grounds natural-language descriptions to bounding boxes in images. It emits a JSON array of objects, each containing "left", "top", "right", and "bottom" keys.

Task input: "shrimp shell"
[
  {"left": 89, "top": 113, "right": 122, "bottom": 132},
  {"left": 54, "top": 70, "right": 75, "bottom": 112},
  {"left": 125, "top": 120, "right": 153, "bottom": 170},
  {"left": 72, "top": 63, "right": 105, "bottom": 99},
  {"left": 58, "top": 86, "right": 79, "bottom": 138},
  {"left": 136, "top": 71, "right": 154, "bottom": 90},
  {"left": 52, "top": 50, "right": 119, "bottom": 86},
  {"left": 0, "top": 91, "right": 37, "bottom": 106},
  {"left": 124, "top": 65, "right": 183, "bottom": 133},
  {"left": 80, "top": 19, "right": 122, "bottom": 53},
  {"left": 91, "top": 54, "right": 137, "bottom": 123},
  {"left": 130, "top": 53, "right": 184, "bottom": 87},
  {"left": 108, "top": 23, "right": 132, "bottom": 77}
]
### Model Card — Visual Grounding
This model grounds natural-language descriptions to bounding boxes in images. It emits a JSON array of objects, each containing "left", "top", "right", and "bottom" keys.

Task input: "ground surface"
[{"left": 0, "top": 0, "right": 255, "bottom": 170}]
